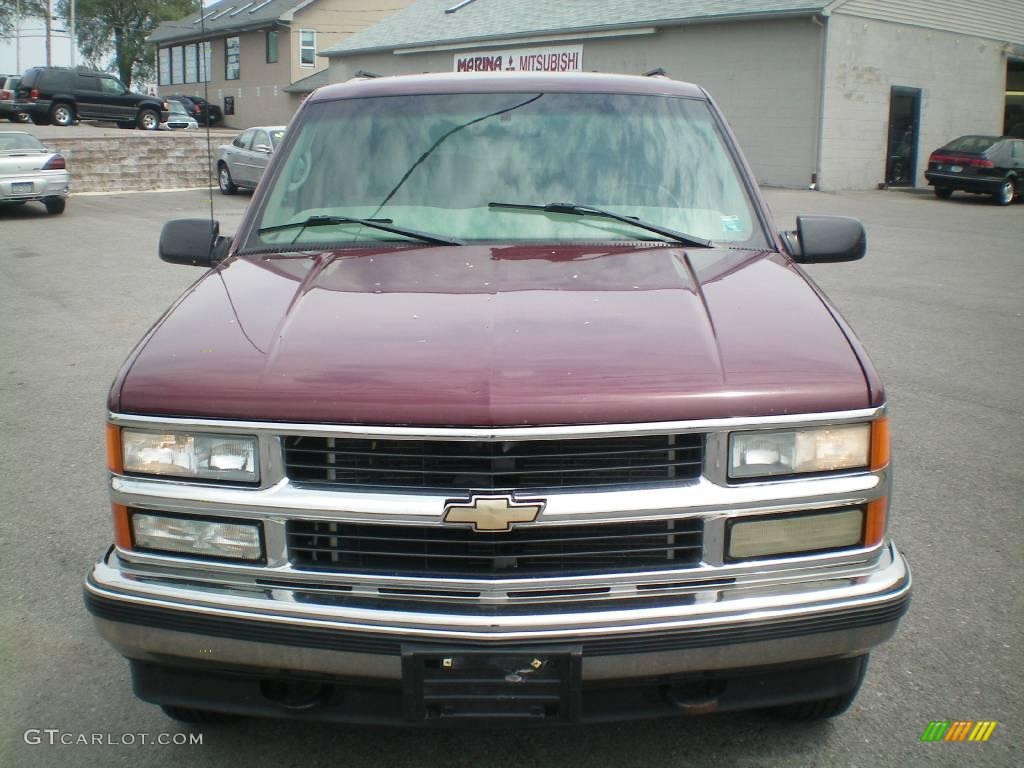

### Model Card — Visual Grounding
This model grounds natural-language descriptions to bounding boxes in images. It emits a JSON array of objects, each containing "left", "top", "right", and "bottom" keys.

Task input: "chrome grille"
[
  {"left": 286, "top": 519, "right": 704, "bottom": 577},
  {"left": 283, "top": 433, "right": 704, "bottom": 492}
]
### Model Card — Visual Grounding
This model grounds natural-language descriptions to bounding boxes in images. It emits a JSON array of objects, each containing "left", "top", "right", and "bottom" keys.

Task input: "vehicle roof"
[
  {"left": 310, "top": 72, "right": 706, "bottom": 103},
  {"left": 240, "top": 125, "right": 288, "bottom": 131}
]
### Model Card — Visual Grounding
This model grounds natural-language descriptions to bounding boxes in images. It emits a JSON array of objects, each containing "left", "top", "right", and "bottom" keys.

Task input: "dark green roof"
[
  {"left": 149, "top": 0, "right": 303, "bottom": 46},
  {"left": 323, "top": 0, "right": 831, "bottom": 57},
  {"left": 283, "top": 68, "right": 330, "bottom": 93}
]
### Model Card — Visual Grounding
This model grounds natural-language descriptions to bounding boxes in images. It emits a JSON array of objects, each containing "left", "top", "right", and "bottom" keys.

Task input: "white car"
[
  {"left": 216, "top": 125, "right": 286, "bottom": 194},
  {"left": 0, "top": 131, "right": 69, "bottom": 214},
  {"left": 161, "top": 100, "right": 198, "bottom": 130}
]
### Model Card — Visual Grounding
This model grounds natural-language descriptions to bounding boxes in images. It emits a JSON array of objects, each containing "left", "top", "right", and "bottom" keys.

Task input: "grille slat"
[
  {"left": 320, "top": 530, "right": 702, "bottom": 546},
  {"left": 287, "top": 519, "right": 704, "bottom": 577},
  {"left": 283, "top": 433, "right": 704, "bottom": 492}
]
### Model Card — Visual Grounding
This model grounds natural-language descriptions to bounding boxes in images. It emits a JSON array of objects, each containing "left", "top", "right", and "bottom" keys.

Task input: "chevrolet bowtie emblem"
[{"left": 443, "top": 495, "right": 545, "bottom": 532}]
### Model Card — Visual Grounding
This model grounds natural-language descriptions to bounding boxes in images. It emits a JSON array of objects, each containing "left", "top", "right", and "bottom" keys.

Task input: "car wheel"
[
  {"left": 49, "top": 102, "right": 75, "bottom": 126},
  {"left": 160, "top": 705, "right": 238, "bottom": 724},
  {"left": 933, "top": 187, "right": 953, "bottom": 199},
  {"left": 218, "top": 163, "right": 238, "bottom": 195},
  {"left": 766, "top": 656, "right": 868, "bottom": 721},
  {"left": 44, "top": 197, "right": 66, "bottom": 215},
  {"left": 994, "top": 178, "right": 1015, "bottom": 206},
  {"left": 137, "top": 109, "right": 159, "bottom": 131}
]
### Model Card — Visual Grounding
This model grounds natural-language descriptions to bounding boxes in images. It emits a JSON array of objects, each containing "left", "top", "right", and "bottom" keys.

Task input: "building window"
[
  {"left": 158, "top": 48, "right": 170, "bottom": 86},
  {"left": 266, "top": 30, "right": 278, "bottom": 63},
  {"left": 199, "top": 42, "right": 212, "bottom": 83},
  {"left": 225, "top": 36, "right": 241, "bottom": 80},
  {"left": 171, "top": 46, "right": 184, "bottom": 84},
  {"left": 184, "top": 43, "right": 198, "bottom": 83},
  {"left": 299, "top": 30, "right": 316, "bottom": 67}
]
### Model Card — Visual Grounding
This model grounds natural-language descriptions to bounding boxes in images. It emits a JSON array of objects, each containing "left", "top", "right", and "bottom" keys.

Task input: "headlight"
[
  {"left": 132, "top": 512, "right": 263, "bottom": 561},
  {"left": 729, "top": 423, "right": 871, "bottom": 479},
  {"left": 121, "top": 430, "right": 259, "bottom": 483}
]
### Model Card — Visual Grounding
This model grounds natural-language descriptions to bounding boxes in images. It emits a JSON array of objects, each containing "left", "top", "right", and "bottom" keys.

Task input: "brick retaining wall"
[{"left": 44, "top": 133, "right": 222, "bottom": 193}]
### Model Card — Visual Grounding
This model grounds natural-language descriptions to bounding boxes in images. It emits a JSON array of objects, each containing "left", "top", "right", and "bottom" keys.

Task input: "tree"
[
  {"left": 55, "top": 0, "right": 197, "bottom": 88},
  {"left": 1, "top": 1, "right": 48, "bottom": 37}
]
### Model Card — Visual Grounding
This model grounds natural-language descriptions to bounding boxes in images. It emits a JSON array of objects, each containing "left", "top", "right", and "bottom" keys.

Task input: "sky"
[{"left": 0, "top": 14, "right": 85, "bottom": 75}]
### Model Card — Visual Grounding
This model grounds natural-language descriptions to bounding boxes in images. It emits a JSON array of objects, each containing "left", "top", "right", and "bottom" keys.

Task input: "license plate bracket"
[
  {"left": 402, "top": 646, "right": 582, "bottom": 723},
  {"left": 12, "top": 181, "right": 33, "bottom": 193}
]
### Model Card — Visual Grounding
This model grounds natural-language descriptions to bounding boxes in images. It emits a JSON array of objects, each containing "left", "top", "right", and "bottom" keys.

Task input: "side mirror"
[
  {"left": 253, "top": 143, "right": 272, "bottom": 154},
  {"left": 782, "top": 215, "right": 866, "bottom": 263},
  {"left": 159, "top": 219, "right": 230, "bottom": 267}
]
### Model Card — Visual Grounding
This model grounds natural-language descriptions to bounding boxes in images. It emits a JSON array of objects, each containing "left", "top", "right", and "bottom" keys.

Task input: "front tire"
[
  {"left": 218, "top": 163, "right": 238, "bottom": 195},
  {"left": 49, "top": 102, "right": 75, "bottom": 126},
  {"left": 44, "top": 198, "right": 66, "bottom": 215},
  {"left": 137, "top": 108, "right": 159, "bottom": 131},
  {"left": 934, "top": 187, "right": 953, "bottom": 199},
  {"left": 993, "top": 178, "right": 1015, "bottom": 206}
]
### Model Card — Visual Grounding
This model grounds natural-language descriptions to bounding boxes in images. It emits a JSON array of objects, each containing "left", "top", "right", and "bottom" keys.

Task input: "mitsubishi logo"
[{"left": 442, "top": 494, "right": 545, "bottom": 532}]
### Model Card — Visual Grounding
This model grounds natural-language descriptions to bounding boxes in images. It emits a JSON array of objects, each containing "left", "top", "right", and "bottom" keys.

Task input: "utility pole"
[
  {"left": 44, "top": 0, "right": 52, "bottom": 67},
  {"left": 15, "top": 0, "right": 21, "bottom": 74},
  {"left": 70, "top": 0, "right": 76, "bottom": 67}
]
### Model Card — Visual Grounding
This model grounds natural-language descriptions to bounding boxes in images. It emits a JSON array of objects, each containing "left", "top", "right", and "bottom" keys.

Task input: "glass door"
[{"left": 885, "top": 86, "right": 922, "bottom": 187}]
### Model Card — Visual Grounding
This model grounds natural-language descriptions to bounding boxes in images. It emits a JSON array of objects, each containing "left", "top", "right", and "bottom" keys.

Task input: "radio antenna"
[{"left": 198, "top": 3, "right": 216, "bottom": 242}]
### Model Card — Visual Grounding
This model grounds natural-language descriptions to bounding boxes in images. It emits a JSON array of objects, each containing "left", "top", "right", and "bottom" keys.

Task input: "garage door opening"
[
  {"left": 1005, "top": 59, "right": 1024, "bottom": 138},
  {"left": 884, "top": 86, "right": 921, "bottom": 187}
]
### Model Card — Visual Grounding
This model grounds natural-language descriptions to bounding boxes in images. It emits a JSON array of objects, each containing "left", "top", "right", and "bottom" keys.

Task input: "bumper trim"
[
  {"left": 85, "top": 585, "right": 909, "bottom": 658},
  {"left": 128, "top": 654, "right": 871, "bottom": 724}
]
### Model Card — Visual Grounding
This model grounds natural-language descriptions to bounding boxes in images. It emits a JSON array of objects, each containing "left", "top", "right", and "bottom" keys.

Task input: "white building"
[{"left": 320, "top": 0, "right": 1024, "bottom": 190}]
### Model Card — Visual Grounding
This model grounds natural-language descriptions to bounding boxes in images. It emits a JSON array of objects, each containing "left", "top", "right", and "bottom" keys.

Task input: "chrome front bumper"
[{"left": 86, "top": 542, "right": 910, "bottom": 681}]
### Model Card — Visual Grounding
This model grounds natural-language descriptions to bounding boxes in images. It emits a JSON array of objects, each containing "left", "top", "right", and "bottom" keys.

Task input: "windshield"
[
  {"left": 246, "top": 92, "right": 766, "bottom": 249},
  {"left": 0, "top": 132, "right": 44, "bottom": 152},
  {"left": 269, "top": 128, "right": 285, "bottom": 147}
]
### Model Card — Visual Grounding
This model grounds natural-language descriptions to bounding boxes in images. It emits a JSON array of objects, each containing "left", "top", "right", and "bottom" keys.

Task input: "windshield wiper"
[
  {"left": 258, "top": 215, "right": 463, "bottom": 246},
  {"left": 488, "top": 202, "right": 713, "bottom": 248}
]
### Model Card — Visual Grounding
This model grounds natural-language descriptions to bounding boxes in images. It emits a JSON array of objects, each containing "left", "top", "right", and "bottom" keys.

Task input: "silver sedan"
[
  {"left": 216, "top": 125, "right": 286, "bottom": 194},
  {"left": 0, "top": 131, "right": 69, "bottom": 214}
]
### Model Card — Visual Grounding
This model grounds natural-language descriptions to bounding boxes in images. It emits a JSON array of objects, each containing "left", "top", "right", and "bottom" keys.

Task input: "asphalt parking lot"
[{"left": 1, "top": 187, "right": 1020, "bottom": 767}]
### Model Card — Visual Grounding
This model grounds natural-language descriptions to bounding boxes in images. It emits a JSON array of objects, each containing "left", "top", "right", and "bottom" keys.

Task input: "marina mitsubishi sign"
[{"left": 454, "top": 45, "right": 583, "bottom": 73}]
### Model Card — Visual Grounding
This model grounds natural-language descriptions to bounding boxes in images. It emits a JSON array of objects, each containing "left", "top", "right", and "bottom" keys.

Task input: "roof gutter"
[
  {"left": 324, "top": 9, "right": 825, "bottom": 58},
  {"left": 812, "top": 11, "right": 830, "bottom": 190}
]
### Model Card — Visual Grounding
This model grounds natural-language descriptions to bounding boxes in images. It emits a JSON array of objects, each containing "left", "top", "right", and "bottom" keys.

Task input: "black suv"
[
  {"left": 166, "top": 94, "right": 222, "bottom": 126},
  {"left": 13, "top": 67, "right": 169, "bottom": 129}
]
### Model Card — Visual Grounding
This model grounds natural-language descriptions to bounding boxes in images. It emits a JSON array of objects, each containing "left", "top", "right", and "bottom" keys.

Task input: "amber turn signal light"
[
  {"left": 870, "top": 417, "right": 889, "bottom": 471},
  {"left": 111, "top": 503, "right": 132, "bottom": 550},
  {"left": 863, "top": 497, "right": 887, "bottom": 547},
  {"left": 105, "top": 423, "right": 123, "bottom": 473}
]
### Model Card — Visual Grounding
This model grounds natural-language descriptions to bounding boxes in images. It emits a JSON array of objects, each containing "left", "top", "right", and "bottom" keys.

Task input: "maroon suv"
[{"left": 86, "top": 72, "right": 909, "bottom": 726}]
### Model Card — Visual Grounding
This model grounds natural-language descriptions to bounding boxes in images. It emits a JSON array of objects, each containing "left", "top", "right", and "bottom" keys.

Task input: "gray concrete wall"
[
  {"left": 819, "top": 13, "right": 1010, "bottom": 190},
  {"left": 327, "top": 18, "right": 825, "bottom": 188}
]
